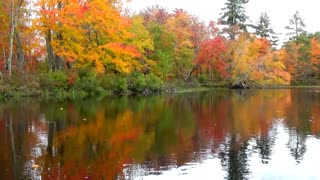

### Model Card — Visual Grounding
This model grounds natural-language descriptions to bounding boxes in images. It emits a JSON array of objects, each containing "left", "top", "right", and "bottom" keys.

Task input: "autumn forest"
[
  {"left": 1, "top": 1, "right": 320, "bottom": 179},
  {"left": 0, "top": 0, "right": 320, "bottom": 97}
]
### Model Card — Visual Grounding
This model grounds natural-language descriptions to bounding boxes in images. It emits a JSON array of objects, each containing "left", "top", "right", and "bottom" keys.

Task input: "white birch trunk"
[{"left": 7, "top": 0, "right": 15, "bottom": 77}]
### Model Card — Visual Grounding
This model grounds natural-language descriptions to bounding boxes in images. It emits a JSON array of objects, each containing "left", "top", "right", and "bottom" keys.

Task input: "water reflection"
[{"left": 0, "top": 89, "right": 320, "bottom": 179}]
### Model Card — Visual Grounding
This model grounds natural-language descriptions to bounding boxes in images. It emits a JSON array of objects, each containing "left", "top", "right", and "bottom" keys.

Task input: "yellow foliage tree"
[
  {"left": 229, "top": 33, "right": 291, "bottom": 87},
  {"left": 36, "top": 0, "right": 142, "bottom": 74}
]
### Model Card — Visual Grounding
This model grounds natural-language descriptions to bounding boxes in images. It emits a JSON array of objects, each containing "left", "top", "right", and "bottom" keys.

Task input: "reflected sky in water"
[
  {"left": 0, "top": 89, "right": 320, "bottom": 179},
  {"left": 130, "top": 122, "right": 320, "bottom": 180}
]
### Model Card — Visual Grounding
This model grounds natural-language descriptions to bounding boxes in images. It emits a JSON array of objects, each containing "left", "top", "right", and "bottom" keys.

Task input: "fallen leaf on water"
[{"left": 32, "top": 164, "right": 40, "bottom": 169}]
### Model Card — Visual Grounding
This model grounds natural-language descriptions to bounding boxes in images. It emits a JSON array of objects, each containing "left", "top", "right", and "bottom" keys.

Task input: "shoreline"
[{"left": 2, "top": 85, "right": 320, "bottom": 101}]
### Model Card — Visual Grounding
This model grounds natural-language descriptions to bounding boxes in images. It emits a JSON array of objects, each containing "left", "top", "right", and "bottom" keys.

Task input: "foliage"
[
  {"left": 310, "top": 37, "right": 320, "bottom": 78},
  {"left": 127, "top": 72, "right": 163, "bottom": 92},
  {"left": 96, "top": 74, "right": 128, "bottom": 93},
  {"left": 113, "top": 76, "right": 129, "bottom": 93},
  {"left": 36, "top": 0, "right": 142, "bottom": 73},
  {"left": 2, "top": 0, "right": 320, "bottom": 95},
  {"left": 39, "top": 71, "right": 68, "bottom": 91},
  {"left": 72, "top": 75, "right": 105, "bottom": 96},
  {"left": 228, "top": 33, "right": 291, "bottom": 87},
  {"left": 128, "top": 72, "right": 147, "bottom": 92},
  {"left": 195, "top": 36, "right": 228, "bottom": 81},
  {"left": 145, "top": 73, "right": 163, "bottom": 91}
]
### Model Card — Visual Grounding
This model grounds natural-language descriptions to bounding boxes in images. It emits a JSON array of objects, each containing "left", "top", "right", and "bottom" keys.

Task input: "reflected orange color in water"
[{"left": 0, "top": 89, "right": 320, "bottom": 179}]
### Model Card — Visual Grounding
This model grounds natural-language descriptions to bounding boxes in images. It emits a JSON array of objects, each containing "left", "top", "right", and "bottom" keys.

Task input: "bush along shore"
[
  {"left": 1, "top": 68, "right": 320, "bottom": 101},
  {"left": 0, "top": 69, "right": 195, "bottom": 100}
]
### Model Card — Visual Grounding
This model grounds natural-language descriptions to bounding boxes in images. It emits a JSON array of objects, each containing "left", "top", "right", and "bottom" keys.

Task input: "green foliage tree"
[{"left": 167, "top": 9, "right": 195, "bottom": 79}]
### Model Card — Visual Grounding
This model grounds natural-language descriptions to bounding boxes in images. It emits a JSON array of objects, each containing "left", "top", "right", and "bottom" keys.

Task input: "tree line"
[{"left": 0, "top": 0, "right": 319, "bottom": 97}]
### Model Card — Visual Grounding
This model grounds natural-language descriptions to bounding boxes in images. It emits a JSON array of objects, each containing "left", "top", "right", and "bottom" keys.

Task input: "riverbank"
[
  {"left": 0, "top": 73, "right": 183, "bottom": 100},
  {"left": 0, "top": 82, "right": 222, "bottom": 101},
  {"left": 1, "top": 72, "right": 319, "bottom": 101}
]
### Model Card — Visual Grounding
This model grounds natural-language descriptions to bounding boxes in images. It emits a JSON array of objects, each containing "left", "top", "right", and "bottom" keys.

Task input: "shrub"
[
  {"left": 128, "top": 72, "right": 146, "bottom": 92},
  {"left": 100, "top": 74, "right": 128, "bottom": 93},
  {"left": 145, "top": 73, "right": 163, "bottom": 91},
  {"left": 114, "top": 76, "right": 128, "bottom": 92},
  {"left": 77, "top": 67, "right": 95, "bottom": 79},
  {"left": 72, "top": 74, "right": 106, "bottom": 96},
  {"left": 197, "top": 74, "right": 208, "bottom": 84},
  {"left": 39, "top": 71, "right": 68, "bottom": 91},
  {"left": 100, "top": 74, "right": 116, "bottom": 91}
]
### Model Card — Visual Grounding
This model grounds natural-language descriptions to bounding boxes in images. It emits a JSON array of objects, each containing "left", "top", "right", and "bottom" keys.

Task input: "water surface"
[{"left": 0, "top": 89, "right": 320, "bottom": 179}]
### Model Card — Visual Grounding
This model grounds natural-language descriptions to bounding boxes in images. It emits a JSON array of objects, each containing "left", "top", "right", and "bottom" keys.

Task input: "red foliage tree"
[{"left": 195, "top": 36, "right": 228, "bottom": 80}]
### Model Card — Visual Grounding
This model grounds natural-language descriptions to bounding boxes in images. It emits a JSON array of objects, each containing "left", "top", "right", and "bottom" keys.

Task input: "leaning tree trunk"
[
  {"left": 231, "top": 74, "right": 250, "bottom": 89},
  {"left": 184, "top": 64, "right": 199, "bottom": 81},
  {"left": 8, "top": 114, "right": 17, "bottom": 180},
  {"left": 7, "top": 0, "right": 15, "bottom": 77}
]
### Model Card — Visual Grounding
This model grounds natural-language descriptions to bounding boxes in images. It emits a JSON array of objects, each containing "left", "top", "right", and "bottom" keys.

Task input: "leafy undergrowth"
[{"left": 0, "top": 71, "right": 164, "bottom": 100}]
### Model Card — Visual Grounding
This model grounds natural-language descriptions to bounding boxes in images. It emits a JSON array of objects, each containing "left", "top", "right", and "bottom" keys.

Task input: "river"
[{"left": 0, "top": 89, "right": 320, "bottom": 179}]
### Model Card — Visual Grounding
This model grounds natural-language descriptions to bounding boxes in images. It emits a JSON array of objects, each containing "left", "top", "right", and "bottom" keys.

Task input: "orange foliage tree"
[
  {"left": 228, "top": 33, "right": 291, "bottom": 87},
  {"left": 36, "top": 0, "right": 143, "bottom": 74},
  {"left": 310, "top": 37, "right": 320, "bottom": 78}
]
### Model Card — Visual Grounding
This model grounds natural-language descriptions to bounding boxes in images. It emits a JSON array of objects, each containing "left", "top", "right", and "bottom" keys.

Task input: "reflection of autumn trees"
[
  {"left": 0, "top": 100, "right": 42, "bottom": 179},
  {"left": 191, "top": 90, "right": 291, "bottom": 179},
  {"left": 254, "top": 127, "right": 277, "bottom": 164},
  {"left": 219, "top": 137, "right": 251, "bottom": 180},
  {"left": 39, "top": 100, "right": 153, "bottom": 179},
  {"left": 0, "top": 89, "right": 320, "bottom": 179},
  {"left": 194, "top": 90, "right": 290, "bottom": 145},
  {"left": 35, "top": 96, "right": 197, "bottom": 179},
  {"left": 284, "top": 89, "right": 320, "bottom": 135},
  {"left": 283, "top": 89, "right": 320, "bottom": 162}
]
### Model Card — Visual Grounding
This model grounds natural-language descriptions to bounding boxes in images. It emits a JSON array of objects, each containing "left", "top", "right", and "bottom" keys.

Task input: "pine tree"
[
  {"left": 253, "top": 12, "right": 278, "bottom": 48},
  {"left": 285, "top": 11, "right": 306, "bottom": 41},
  {"left": 254, "top": 13, "right": 274, "bottom": 38},
  {"left": 219, "top": 0, "right": 249, "bottom": 39}
]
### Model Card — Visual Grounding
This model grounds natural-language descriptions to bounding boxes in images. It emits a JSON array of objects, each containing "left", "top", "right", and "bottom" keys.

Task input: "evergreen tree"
[
  {"left": 219, "top": 0, "right": 249, "bottom": 39},
  {"left": 253, "top": 12, "right": 278, "bottom": 48},
  {"left": 254, "top": 13, "right": 274, "bottom": 38},
  {"left": 285, "top": 11, "right": 306, "bottom": 40}
]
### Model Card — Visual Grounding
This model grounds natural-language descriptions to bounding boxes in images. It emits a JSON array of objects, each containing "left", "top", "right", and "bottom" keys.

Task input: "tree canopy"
[{"left": 0, "top": 0, "right": 319, "bottom": 94}]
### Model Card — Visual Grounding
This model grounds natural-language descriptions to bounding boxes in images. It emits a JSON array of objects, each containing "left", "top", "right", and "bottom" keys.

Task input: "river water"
[{"left": 0, "top": 89, "right": 320, "bottom": 179}]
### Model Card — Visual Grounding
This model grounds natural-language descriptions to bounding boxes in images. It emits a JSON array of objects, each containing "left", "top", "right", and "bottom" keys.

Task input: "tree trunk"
[
  {"left": 1, "top": 38, "right": 6, "bottom": 69},
  {"left": 184, "top": 64, "right": 199, "bottom": 81},
  {"left": 7, "top": 0, "right": 15, "bottom": 77},
  {"left": 45, "top": 31, "right": 55, "bottom": 71},
  {"left": 231, "top": 74, "right": 250, "bottom": 89},
  {"left": 47, "top": 122, "right": 54, "bottom": 156},
  {"left": 15, "top": 28, "right": 25, "bottom": 72},
  {"left": 9, "top": 114, "right": 17, "bottom": 180},
  {"left": 55, "top": 56, "right": 65, "bottom": 70}
]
